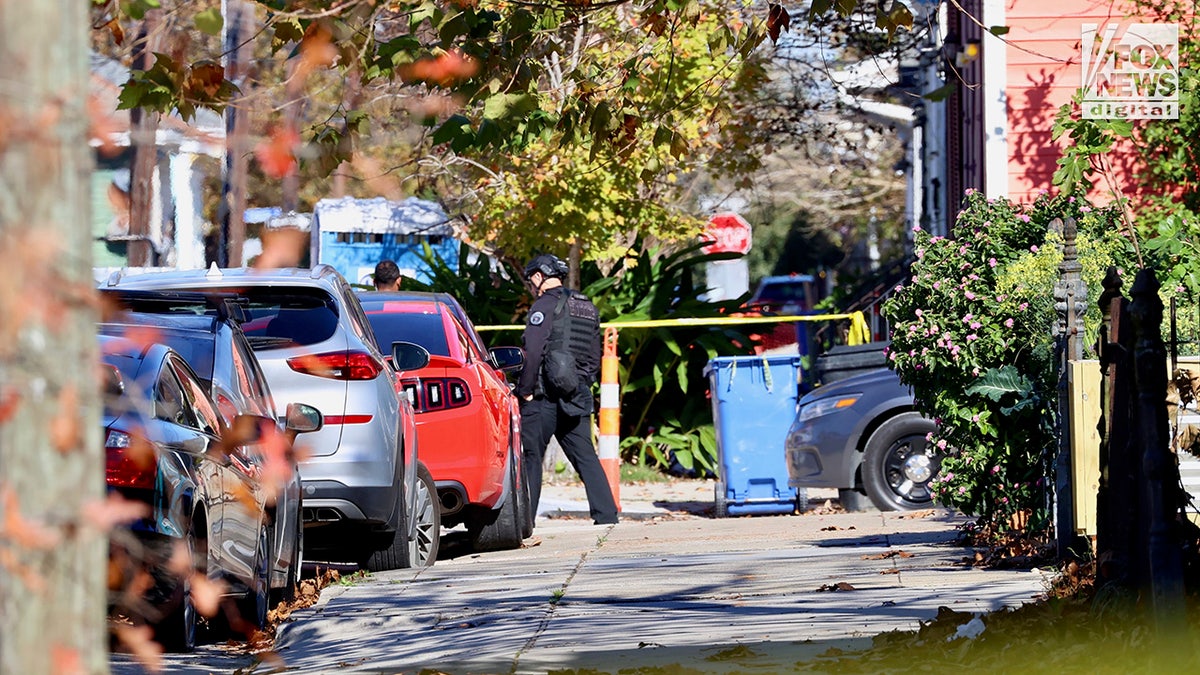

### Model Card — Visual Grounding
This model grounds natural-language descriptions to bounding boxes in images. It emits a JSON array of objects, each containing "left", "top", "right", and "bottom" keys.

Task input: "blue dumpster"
[{"left": 705, "top": 355, "right": 806, "bottom": 517}]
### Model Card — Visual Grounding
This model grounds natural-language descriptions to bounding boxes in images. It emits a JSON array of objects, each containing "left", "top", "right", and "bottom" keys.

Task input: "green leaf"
[
  {"left": 965, "top": 365, "right": 1032, "bottom": 401},
  {"left": 194, "top": 8, "right": 223, "bottom": 36},
  {"left": 989, "top": 25, "right": 1011, "bottom": 36},
  {"left": 432, "top": 114, "right": 471, "bottom": 145}
]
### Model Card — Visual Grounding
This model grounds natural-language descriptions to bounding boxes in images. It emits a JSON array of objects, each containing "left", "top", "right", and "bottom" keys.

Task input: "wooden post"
[
  {"left": 1053, "top": 217, "right": 1086, "bottom": 558},
  {"left": 0, "top": 0, "right": 106, "bottom": 670},
  {"left": 1128, "top": 268, "right": 1185, "bottom": 627}
]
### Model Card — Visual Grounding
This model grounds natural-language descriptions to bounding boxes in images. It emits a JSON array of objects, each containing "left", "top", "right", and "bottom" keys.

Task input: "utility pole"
[
  {"left": 218, "top": 0, "right": 251, "bottom": 266},
  {"left": 129, "top": 8, "right": 164, "bottom": 266},
  {"left": 0, "top": 0, "right": 107, "bottom": 672}
]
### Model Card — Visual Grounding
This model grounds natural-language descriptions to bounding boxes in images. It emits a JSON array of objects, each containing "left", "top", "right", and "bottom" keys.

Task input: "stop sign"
[{"left": 701, "top": 212, "right": 752, "bottom": 255}]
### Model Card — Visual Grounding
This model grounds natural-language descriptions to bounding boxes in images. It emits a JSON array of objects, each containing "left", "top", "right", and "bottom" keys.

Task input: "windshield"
[{"left": 364, "top": 312, "right": 450, "bottom": 357}]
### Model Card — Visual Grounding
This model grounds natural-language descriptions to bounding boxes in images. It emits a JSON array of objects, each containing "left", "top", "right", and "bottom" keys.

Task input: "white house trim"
[{"left": 983, "top": 0, "right": 1009, "bottom": 198}]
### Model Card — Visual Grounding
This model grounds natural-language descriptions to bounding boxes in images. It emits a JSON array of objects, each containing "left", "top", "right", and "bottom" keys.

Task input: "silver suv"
[{"left": 102, "top": 265, "right": 437, "bottom": 570}]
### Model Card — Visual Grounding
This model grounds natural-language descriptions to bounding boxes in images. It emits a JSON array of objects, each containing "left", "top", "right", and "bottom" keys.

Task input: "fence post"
[
  {"left": 599, "top": 326, "right": 621, "bottom": 511},
  {"left": 1053, "top": 217, "right": 1086, "bottom": 558},
  {"left": 1096, "top": 266, "right": 1137, "bottom": 586},
  {"left": 1128, "top": 268, "right": 1185, "bottom": 627}
]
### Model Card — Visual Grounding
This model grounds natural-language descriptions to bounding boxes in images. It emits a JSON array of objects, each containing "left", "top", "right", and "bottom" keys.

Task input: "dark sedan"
[
  {"left": 784, "top": 367, "right": 942, "bottom": 511},
  {"left": 101, "top": 336, "right": 318, "bottom": 650}
]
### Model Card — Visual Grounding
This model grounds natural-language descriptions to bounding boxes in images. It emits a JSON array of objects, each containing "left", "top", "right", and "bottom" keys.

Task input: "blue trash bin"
[{"left": 705, "top": 355, "right": 807, "bottom": 517}]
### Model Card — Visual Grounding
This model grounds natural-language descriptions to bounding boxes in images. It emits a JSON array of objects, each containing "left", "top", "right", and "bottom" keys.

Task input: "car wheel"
[
  {"left": 468, "top": 453, "right": 524, "bottom": 552},
  {"left": 862, "top": 412, "right": 940, "bottom": 511},
  {"left": 408, "top": 462, "right": 441, "bottom": 568},
  {"left": 153, "top": 524, "right": 201, "bottom": 652},
  {"left": 363, "top": 484, "right": 412, "bottom": 572},
  {"left": 714, "top": 481, "right": 728, "bottom": 518},
  {"left": 236, "top": 525, "right": 271, "bottom": 634},
  {"left": 794, "top": 488, "right": 809, "bottom": 514},
  {"left": 838, "top": 487, "right": 873, "bottom": 512},
  {"left": 275, "top": 503, "right": 303, "bottom": 604}
]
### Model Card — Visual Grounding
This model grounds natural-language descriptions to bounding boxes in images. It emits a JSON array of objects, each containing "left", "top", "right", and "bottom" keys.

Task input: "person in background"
[
  {"left": 517, "top": 253, "right": 618, "bottom": 526},
  {"left": 373, "top": 259, "right": 401, "bottom": 291}
]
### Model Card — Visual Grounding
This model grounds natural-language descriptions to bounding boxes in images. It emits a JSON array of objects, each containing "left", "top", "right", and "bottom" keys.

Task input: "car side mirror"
[
  {"left": 392, "top": 341, "right": 431, "bottom": 372},
  {"left": 490, "top": 346, "right": 525, "bottom": 373},
  {"left": 285, "top": 402, "right": 323, "bottom": 437}
]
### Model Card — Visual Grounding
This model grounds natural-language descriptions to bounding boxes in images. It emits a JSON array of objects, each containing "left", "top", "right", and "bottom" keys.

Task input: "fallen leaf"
[{"left": 191, "top": 573, "right": 226, "bottom": 618}]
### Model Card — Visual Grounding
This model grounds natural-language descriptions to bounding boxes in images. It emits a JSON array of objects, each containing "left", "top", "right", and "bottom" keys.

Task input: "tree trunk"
[
  {"left": 0, "top": 0, "right": 107, "bottom": 672},
  {"left": 129, "top": 9, "right": 164, "bottom": 267}
]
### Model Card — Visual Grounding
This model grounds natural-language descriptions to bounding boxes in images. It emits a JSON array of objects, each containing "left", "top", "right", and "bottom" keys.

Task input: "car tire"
[
  {"left": 469, "top": 453, "right": 524, "bottom": 552},
  {"left": 363, "top": 483, "right": 412, "bottom": 572},
  {"left": 277, "top": 498, "right": 303, "bottom": 604},
  {"left": 862, "top": 412, "right": 940, "bottom": 511},
  {"left": 794, "top": 488, "right": 809, "bottom": 513},
  {"left": 236, "top": 525, "right": 271, "bottom": 634},
  {"left": 838, "top": 487, "right": 873, "bottom": 512},
  {"left": 408, "top": 462, "right": 441, "bottom": 568},
  {"left": 153, "top": 525, "right": 201, "bottom": 652}
]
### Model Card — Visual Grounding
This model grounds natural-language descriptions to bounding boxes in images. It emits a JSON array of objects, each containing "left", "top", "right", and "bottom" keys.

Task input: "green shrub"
[{"left": 883, "top": 190, "right": 1134, "bottom": 533}]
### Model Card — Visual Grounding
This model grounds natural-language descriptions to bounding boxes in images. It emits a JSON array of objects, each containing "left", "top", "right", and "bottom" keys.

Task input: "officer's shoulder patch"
[{"left": 529, "top": 311, "right": 545, "bottom": 326}]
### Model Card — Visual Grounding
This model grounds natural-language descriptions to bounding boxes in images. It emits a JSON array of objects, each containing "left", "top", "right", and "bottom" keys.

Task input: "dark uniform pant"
[{"left": 520, "top": 396, "right": 618, "bottom": 524}]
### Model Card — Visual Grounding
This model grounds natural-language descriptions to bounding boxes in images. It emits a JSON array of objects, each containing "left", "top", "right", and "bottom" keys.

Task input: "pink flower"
[
  {"left": 958, "top": 486, "right": 967, "bottom": 494},
  {"left": 1030, "top": 245, "right": 1039, "bottom": 253},
  {"left": 964, "top": 188, "right": 977, "bottom": 196},
  {"left": 1080, "top": 206, "right": 1092, "bottom": 213},
  {"left": 1020, "top": 214, "right": 1031, "bottom": 223},
  {"left": 965, "top": 291, "right": 976, "bottom": 300},
  {"left": 913, "top": 224, "right": 922, "bottom": 232},
  {"left": 966, "top": 333, "right": 978, "bottom": 342},
  {"left": 991, "top": 465, "right": 1000, "bottom": 474},
  {"left": 934, "top": 281, "right": 942, "bottom": 290},
  {"left": 1019, "top": 302, "right": 1029, "bottom": 311},
  {"left": 963, "top": 313, "right": 973, "bottom": 323},
  {"left": 988, "top": 257, "right": 997, "bottom": 268},
  {"left": 972, "top": 414, "right": 979, "bottom": 423},
  {"left": 916, "top": 309, "right": 923, "bottom": 317},
  {"left": 970, "top": 321, "right": 982, "bottom": 329},
  {"left": 937, "top": 439, "right": 948, "bottom": 449},
  {"left": 1005, "top": 318, "right": 1014, "bottom": 328}
]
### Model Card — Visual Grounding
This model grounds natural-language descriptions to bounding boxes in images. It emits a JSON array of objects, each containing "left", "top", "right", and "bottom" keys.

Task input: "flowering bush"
[{"left": 883, "top": 190, "right": 1133, "bottom": 533}]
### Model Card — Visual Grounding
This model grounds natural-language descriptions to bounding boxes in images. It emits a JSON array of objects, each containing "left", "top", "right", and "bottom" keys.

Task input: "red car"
[{"left": 359, "top": 291, "right": 532, "bottom": 551}]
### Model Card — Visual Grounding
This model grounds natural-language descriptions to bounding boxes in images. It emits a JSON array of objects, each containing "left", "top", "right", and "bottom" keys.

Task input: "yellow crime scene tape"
[{"left": 475, "top": 311, "right": 872, "bottom": 346}]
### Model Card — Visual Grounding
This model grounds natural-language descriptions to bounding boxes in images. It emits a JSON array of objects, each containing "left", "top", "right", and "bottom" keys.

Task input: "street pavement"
[{"left": 110, "top": 479, "right": 1052, "bottom": 674}]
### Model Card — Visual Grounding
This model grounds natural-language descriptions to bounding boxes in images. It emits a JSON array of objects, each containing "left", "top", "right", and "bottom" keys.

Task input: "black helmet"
[{"left": 524, "top": 254, "right": 568, "bottom": 280}]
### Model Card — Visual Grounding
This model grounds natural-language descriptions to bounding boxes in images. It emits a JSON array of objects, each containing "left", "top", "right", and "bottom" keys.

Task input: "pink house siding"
[{"left": 1003, "top": 0, "right": 1150, "bottom": 204}]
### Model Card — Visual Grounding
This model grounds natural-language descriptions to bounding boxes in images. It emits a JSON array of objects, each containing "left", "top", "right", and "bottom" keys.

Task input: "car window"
[
  {"left": 152, "top": 331, "right": 216, "bottom": 383},
  {"left": 206, "top": 287, "right": 340, "bottom": 350},
  {"left": 232, "top": 333, "right": 275, "bottom": 415},
  {"left": 155, "top": 363, "right": 197, "bottom": 428},
  {"left": 170, "top": 358, "right": 222, "bottom": 437},
  {"left": 364, "top": 312, "right": 450, "bottom": 357}
]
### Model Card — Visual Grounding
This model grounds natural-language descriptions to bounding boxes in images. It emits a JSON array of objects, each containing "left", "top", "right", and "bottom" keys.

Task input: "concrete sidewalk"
[{"left": 111, "top": 480, "right": 1052, "bottom": 674}]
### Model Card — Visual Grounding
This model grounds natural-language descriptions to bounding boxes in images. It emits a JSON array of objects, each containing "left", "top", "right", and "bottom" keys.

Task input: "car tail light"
[
  {"left": 287, "top": 351, "right": 384, "bottom": 381},
  {"left": 401, "top": 377, "right": 472, "bottom": 412},
  {"left": 105, "top": 430, "right": 156, "bottom": 490}
]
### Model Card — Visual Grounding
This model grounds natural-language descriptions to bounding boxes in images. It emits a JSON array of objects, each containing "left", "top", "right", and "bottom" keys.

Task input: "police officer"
[{"left": 517, "top": 254, "right": 619, "bottom": 525}]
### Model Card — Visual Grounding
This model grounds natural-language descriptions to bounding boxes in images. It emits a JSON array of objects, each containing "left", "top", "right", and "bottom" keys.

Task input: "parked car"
[
  {"left": 100, "top": 336, "right": 321, "bottom": 650},
  {"left": 358, "top": 290, "right": 532, "bottom": 551},
  {"left": 100, "top": 265, "right": 439, "bottom": 570},
  {"left": 746, "top": 274, "right": 817, "bottom": 315},
  {"left": 784, "top": 367, "right": 942, "bottom": 511},
  {"left": 99, "top": 289, "right": 315, "bottom": 603}
]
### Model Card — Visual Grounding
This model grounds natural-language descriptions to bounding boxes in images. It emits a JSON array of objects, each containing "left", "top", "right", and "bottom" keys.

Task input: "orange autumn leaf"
[
  {"left": 51, "top": 385, "right": 80, "bottom": 453},
  {"left": 0, "top": 387, "right": 20, "bottom": 424},
  {"left": 114, "top": 624, "right": 163, "bottom": 674},
  {"left": 190, "top": 573, "right": 226, "bottom": 618},
  {"left": 399, "top": 50, "right": 479, "bottom": 87},
  {"left": 254, "top": 125, "right": 300, "bottom": 179},
  {"left": 1, "top": 486, "right": 60, "bottom": 550},
  {"left": 82, "top": 493, "right": 150, "bottom": 532},
  {"left": 297, "top": 24, "right": 338, "bottom": 80},
  {"left": 51, "top": 645, "right": 83, "bottom": 675},
  {"left": 254, "top": 227, "right": 307, "bottom": 269}
]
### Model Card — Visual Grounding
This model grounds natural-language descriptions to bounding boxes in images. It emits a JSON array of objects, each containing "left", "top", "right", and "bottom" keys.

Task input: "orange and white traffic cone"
[{"left": 598, "top": 326, "right": 621, "bottom": 511}]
